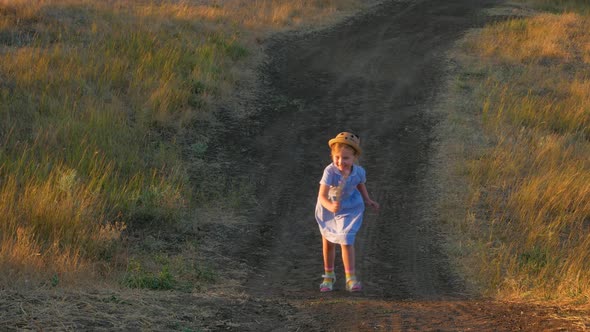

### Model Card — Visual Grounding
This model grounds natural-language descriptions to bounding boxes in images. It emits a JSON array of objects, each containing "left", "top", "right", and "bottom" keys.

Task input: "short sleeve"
[
  {"left": 359, "top": 166, "right": 367, "bottom": 184},
  {"left": 319, "top": 165, "right": 336, "bottom": 186}
]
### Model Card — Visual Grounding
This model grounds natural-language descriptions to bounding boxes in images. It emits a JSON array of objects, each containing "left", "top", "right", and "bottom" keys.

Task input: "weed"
[
  {"left": 195, "top": 265, "right": 217, "bottom": 283},
  {"left": 51, "top": 274, "right": 60, "bottom": 287},
  {"left": 190, "top": 142, "right": 209, "bottom": 159},
  {"left": 122, "top": 259, "right": 176, "bottom": 290},
  {"left": 518, "top": 246, "right": 548, "bottom": 272}
]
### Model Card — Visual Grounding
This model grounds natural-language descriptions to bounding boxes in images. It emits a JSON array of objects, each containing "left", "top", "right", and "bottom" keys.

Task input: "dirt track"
[{"left": 203, "top": 0, "right": 587, "bottom": 330}]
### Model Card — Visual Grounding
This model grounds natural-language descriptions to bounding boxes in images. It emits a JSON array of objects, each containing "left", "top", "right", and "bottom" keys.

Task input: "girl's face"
[{"left": 331, "top": 145, "right": 356, "bottom": 174}]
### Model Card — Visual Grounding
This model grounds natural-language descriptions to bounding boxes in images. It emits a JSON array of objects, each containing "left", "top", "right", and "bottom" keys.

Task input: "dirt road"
[{"left": 201, "top": 0, "right": 587, "bottom": 330}]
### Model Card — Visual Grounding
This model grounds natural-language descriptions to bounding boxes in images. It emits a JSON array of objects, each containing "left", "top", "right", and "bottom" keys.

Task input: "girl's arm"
[
  {"left": 318, "top": 184, "right": 340, "bottom": 213},
  {"left": 357, "top": 183, "right": 380, "bottom": 210}
]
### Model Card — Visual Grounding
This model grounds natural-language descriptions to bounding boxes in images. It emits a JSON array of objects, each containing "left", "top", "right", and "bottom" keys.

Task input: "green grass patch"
[{"left": 123, "top": 259, "right": 176, "bottom": 290}]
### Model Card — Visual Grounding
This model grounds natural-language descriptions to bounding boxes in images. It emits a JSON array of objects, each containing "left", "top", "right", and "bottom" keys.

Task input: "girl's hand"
[
  {"left": 330, "top": 201, "right": 341, "bottom": 213},
  {"left": 366, "top": 199, "right": 380, "bottom": 211}
]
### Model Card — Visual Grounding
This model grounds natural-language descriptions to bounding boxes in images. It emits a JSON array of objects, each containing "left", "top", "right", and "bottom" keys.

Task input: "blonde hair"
[{"left": 330, "top": 143, "right": 359, "bottom": 162}]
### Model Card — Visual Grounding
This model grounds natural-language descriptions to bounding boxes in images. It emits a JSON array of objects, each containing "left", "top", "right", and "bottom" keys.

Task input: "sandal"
[
  {"left": 346, "top": 277, "right": 362, "bottom": 292},
  {"left": 319, "top": 274, "right": 336, "bottom": 292}
]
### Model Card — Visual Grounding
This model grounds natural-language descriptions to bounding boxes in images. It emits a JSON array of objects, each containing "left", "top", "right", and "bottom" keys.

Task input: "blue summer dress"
[{"left": 315, "top": 163, "right": 366, "bottom": 245}]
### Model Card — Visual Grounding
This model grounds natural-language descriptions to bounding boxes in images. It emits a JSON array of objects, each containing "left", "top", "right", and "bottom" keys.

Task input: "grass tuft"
[{"left": 122, "top": 259, "right": 176, "bottom": 290}]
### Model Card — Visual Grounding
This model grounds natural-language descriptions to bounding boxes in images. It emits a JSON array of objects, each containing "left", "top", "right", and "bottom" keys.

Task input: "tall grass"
[
  {"left": 0, "top": 0, "right": 367, "bottom": 282},
  {"left": 523, "top": 0, "right": 590, "bottom": 14},
  {"left": 137, "top": 0, "right": 362, "bottom": 30},
  {"left": 453, "top": 3, "right": 590, "bottom": 302}
]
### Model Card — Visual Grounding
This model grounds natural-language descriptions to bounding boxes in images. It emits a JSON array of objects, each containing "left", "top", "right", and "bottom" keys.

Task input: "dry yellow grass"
[
  {"left": 442, "top": 2, "right": 590, "bottom": 303},
  {"left": 0, "top": 0, "right": 371, "bottom": 285},
  {"left": 133, "top": 0, "right": 362, "bottom": 29}
]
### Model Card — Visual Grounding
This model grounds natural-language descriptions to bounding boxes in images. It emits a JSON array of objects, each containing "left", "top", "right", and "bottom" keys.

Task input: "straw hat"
[{"left": 328, "top": 132, "right": 362, "bottom": 155}]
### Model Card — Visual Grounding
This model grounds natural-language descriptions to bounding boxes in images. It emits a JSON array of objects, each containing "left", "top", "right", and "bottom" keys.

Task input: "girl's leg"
[
  {"left": 341, "top": 244, "right": 355, "bottom": 276},
  {"left": 342, "top": 244, "right": 361, "bottom": 291},
  {"left": 320, "top": 236, "right": 337, "bottom": 292},
  {"left": 322, "top": 236, "right": 336, "bottom": 274}
]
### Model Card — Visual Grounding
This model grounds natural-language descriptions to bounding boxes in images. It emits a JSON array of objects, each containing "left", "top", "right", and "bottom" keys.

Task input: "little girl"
[{"left": 315, "top": 132, "right": 379, "bottom": 292}]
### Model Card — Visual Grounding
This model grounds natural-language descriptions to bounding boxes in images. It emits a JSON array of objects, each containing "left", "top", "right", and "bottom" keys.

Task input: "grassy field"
[
  {"left": 440, "top": 0, "right": 590, "bottom": 304},
  {"left": 0, "top": 0, "right": 367, "bottom": 287},
  {"left": 3, "top": 0, "right": 588, "bottom": 310}
]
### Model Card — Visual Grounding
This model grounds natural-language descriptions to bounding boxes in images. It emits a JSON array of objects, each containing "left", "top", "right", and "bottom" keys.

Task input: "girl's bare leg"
[
  {"left": 320, "top": 236, "right": 337, "bottom": 291},
  {"left": 341, "top": 244, "right": 356, "bottom": 275},
  {"left": 322, "top": 236, "right": 336, "bottom": 270},
  {"left": 342, "top": 244, "right": 361, "bottom": 291}
]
